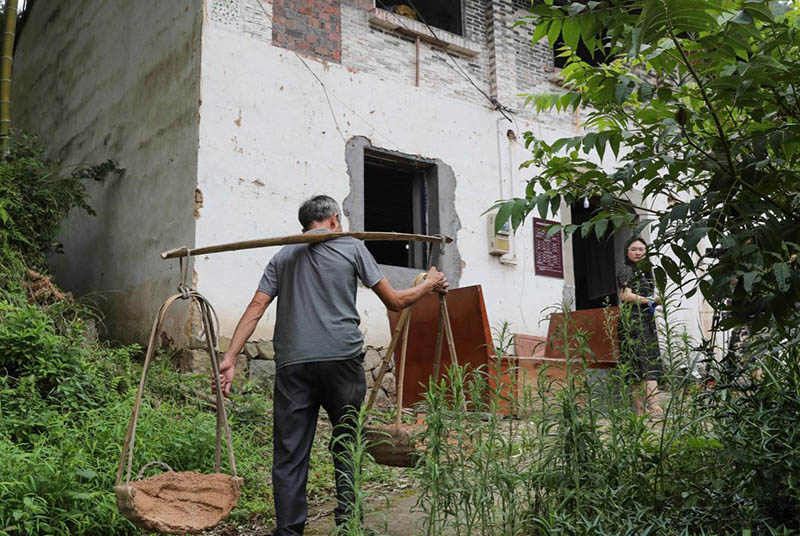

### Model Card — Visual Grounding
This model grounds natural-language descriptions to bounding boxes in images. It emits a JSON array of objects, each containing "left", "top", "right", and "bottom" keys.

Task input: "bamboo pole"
[
  {"left": 0, "top": 0, "right": 18, "bottom": 154},
  {"left": 161, "top": 231, "right": 452, "bottom": 259}
]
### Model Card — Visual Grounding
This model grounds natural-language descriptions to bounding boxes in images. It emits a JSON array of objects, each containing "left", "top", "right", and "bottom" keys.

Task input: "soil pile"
[{"left": 115, "top": 471, "right": 242, "bottom": 534}]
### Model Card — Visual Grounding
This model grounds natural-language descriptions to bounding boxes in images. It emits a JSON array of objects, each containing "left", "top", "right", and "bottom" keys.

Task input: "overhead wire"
[
  {"left": 404, "top": 0, "right": 517, "bottom": 121},
  {"left": 375, "top": 0, "right": 517, "bottom": 124},
  {"left": 254, "top": 0, "right": 405, "bottom": 149}
]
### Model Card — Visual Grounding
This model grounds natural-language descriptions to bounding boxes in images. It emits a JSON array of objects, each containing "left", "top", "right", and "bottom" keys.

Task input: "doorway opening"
[{"left": 570, "top": 198, "right": 623, "bottom": 310}]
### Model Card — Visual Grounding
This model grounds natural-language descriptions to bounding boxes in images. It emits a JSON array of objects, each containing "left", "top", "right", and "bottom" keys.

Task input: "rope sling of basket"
[
  {"left": 114, "top": 253, "right": 243, "bottom": 535},
  {"left": 364, "top": 238, "right": 461, "bottom": 468}
]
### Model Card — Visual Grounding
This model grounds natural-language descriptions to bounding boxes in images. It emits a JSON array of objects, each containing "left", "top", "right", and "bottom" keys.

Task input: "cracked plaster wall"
[{"left": 12, "top": 0, "right": 203, "bottom": 345}]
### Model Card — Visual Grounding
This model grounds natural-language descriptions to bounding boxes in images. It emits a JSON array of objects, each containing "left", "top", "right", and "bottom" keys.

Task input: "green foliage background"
[
  {"left": 495, "top": 0, "right": 800, "bottom": 331},
  {"left": 0, "top": 141, "right": 285, "bottom": 535}
]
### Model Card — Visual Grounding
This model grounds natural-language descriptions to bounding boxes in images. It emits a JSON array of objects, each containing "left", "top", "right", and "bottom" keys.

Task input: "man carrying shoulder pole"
[{"left": 215, "top": 194, "right": 448, "bottom": 536}]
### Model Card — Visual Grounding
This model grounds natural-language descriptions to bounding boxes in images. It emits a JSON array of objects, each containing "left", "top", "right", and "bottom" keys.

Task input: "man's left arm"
[{"left": 216, "top": 290, "right": 272, "bottom": 395}]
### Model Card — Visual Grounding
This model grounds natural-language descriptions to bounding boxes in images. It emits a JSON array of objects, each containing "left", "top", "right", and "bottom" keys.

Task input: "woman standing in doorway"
[{"left": 617, "top": 237, "right": 664, "bottom": 417}]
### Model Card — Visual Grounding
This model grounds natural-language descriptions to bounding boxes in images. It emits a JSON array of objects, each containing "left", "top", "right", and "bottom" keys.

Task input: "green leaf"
[
  {"left": 75, "top": 468, "right": 98, "bottom": 480},
  {"left": 615, "top": 79, "right": 633, "bottom": 104},
  {"left": 631, "top": 27, "right": 643, "bottom": 57},
  {"left": 671, "top": 244, "right": 695, "bottom": 272},
  {"left": 495, "top": 202, "right": 513, "bottom": 233},
  {"left": 731, "top": 10, "right": 754, "bottom": 25},
  {"left": 562, "top": 16, "right": 581, "bottom": 51},
  {"left": 661, "top": 256, "right": 682, "bottom": 285},
  {"left": 532, "top": 20, "right": 550, "bottom": 44},
  {"left": 594, "top": 218, "right": 609, "bottom": 239},
  {"left": 743, "top": 1, "right": 774, "bottom": 23},
  {"left": 639, "top": 82, "right": 654, "bottom": 102},
  {"left": 653, "top": 266, "right": 667, "bottom": 291},
  {"left": 546, "top": 223, "right": 563, "bottom": 239},
  {"left": 773, "top": 262, "right": 790, "bottom": 292},
  {"left": 609, "top": 134, "right": 621, "bottom": 158},
  {"left": 699, "top": 279, "right": 713, "bottom": 301},
  {"left": 550, "top": 195, "right": 561, "bottom": 216},
  {"left": 743, "top": 270, "right": 758, "bottom": 293},
  {"left": 537, "top": 194, "right": 550, "bottom": 219},
  {"left": 669, "top": 203, "right": 689, "bottom": 222},
  {"left": 582, "top": 132, "right": 598, "bottom": 154},
  {"left": 580, "top": 15, "right": 596, "bottom": 52},
  {"left": 511, "top": 198, "right": 528, "bottom": 230},
  {"left": 769, "top": 1, "right": 791, "bottom": 19},
  {"left": 594, "top": 131, "right": 608, "bottom": 160},
  {"left": 547, "top": 18, "right": 563, "bottom": 46}
]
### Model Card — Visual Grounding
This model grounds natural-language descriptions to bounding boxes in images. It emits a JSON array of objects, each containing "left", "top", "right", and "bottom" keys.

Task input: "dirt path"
[{"left": 304, "top": 489, "right": 431, "bottom": 536}]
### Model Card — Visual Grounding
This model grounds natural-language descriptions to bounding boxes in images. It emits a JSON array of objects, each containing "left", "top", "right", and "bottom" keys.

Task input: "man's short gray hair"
[{"left": 298, "top": 195, "right": 340, "bottom": 230}]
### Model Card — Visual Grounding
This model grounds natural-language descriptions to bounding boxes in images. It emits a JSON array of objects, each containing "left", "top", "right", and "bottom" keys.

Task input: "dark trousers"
[{"left": 272, "top": 356, "right": 366, "bottom": 536}]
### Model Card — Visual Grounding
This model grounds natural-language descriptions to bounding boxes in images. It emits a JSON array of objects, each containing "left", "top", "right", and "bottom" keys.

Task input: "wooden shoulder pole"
[{"left": 161, "top": 231, "right": 453, "bottom": 259}]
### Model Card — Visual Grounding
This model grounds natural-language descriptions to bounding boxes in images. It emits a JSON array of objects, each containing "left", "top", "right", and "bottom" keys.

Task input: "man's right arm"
[
  {"left": 216, "top": 290, "right": 272, "bottom": 395},
  {"left": 371, "top": 266, "right": 448, "bottom": 312}
]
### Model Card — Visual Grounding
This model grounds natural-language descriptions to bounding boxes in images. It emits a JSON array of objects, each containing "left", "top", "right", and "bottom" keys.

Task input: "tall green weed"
[{"left": 414, "top": 294, "right": 800, "bottom": 535}]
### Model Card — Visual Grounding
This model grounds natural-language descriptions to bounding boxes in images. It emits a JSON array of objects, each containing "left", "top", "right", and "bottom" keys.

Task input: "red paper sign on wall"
[{"left": 533, "top": 218, "right": 564, "bottom": 279}]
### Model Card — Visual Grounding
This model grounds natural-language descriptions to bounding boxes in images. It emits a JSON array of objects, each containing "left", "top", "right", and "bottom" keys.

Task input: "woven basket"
[
  {"left": 115, "top": 471, "right": 243, "bottom": 534},
  {"left": 365, "top": 423, "right": 421, "bottom": 467},
  {"left": 115, "top": 291, "right": 244, "bottom": 534}
]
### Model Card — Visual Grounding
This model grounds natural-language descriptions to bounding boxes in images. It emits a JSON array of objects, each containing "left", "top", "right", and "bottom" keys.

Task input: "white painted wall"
[{"left": 195, "top": 22, "right": 583, "bottom": 348}]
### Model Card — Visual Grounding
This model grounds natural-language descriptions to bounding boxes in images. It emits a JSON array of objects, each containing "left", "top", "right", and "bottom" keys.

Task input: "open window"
[
  {"left": 378, "top": 0, "right": 464, "bottom": 36},
  {"left": 363, "top": 150, "right": 433, "bottom": 269}
]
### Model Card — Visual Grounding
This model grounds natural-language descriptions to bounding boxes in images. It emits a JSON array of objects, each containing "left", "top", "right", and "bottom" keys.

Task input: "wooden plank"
[
  {"left": 545, "top": 306, "right": 619, "bottom": 365},
  {"left": 513, "top": 333, "right": 547, "bottom": 358},
  {"left": 388, "top": 285, "right": 494, "bottom": 409},
  {"left": 161, "top": 231, "right": 453, "bottom": 259}
]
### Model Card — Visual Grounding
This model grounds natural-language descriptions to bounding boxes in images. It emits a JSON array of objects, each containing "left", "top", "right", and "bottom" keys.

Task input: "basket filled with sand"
[
  {"left": 115, "top": 291, "right": 244, "bottom": 534},
  {"left": 115, "top": 466, "right": 243, "bottom": 534},
  {"left": 364, "top": 423, "right": 421, "bottom": 467}
]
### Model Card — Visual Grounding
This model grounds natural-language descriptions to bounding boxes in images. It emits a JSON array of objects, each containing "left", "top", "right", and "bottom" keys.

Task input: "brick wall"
[
  {"left": 464, "top": 0, "right": 489, "bottom": 45},
  {"left": 340, "top": 0, "right": 492, "bottom": 106},
  {"left": 514, "top": 10, "right": 555, "bottom": 94},
  {"left": 272, "top": 0, "right": 342, "bottom": 62}
]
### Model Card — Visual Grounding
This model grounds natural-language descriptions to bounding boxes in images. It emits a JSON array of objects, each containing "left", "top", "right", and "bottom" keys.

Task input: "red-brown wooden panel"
[
  {"left": 544, "top": 307, "right": 619, "bottom": 366},
  {"left": 513, "top": 333, "right": 547, "bottom": 357},
  {"left": 388, "top": 285, "right": 494, "bottom": 408}
]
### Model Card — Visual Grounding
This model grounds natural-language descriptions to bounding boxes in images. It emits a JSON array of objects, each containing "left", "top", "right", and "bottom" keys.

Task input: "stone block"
[
  {"left": 182, "top": 349, "right": 212, "bottom": 374},
  {"left": 219, "top": 336, "right": 232, "bottom": 353},
  {"left": 371, "top": 388, "right": 390, "bottom": 410},
  {"left": 365, "top": 370, "right": 374, "bottom": 389},
  {"left": 364, "top": 347, "right": 383, "bottom": 372},
  {"left": 256, "top": 340, "right": 275, "bottom": 360},
  {"left": 250, "top": 359, "right": 276, "bottom": 388},
  {"left": 381, "top": 372, "right": 397, "bottom": 397},
  {"left": 244, "top": 342, "right": 259, "bottom": 359}
]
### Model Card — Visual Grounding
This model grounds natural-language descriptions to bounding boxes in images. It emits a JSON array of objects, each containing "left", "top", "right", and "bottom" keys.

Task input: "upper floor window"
[{"left": 379, "top": 0, "right": 464, "bottom": 36}]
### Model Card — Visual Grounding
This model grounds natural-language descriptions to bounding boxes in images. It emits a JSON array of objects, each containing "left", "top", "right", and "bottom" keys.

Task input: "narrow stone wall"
[{"left": 184, "top": 341, "right": 397, "bottom": 407}]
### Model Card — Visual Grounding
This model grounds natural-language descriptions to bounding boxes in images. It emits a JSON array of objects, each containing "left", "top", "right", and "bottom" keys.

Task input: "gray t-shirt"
[{"left": 257, "top": 229, "right": 384, "bottom": 369}]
